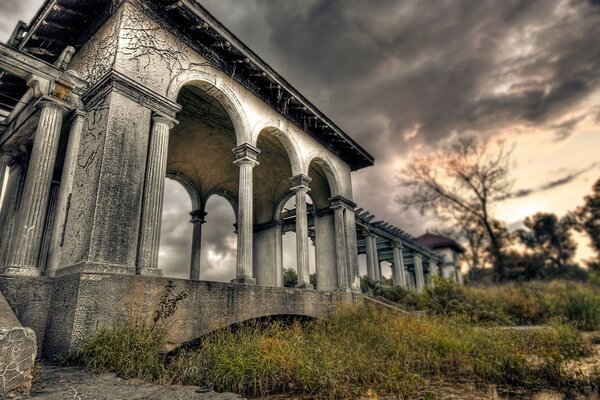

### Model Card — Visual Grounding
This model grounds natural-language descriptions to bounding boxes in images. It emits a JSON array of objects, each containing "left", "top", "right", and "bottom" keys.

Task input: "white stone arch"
[
  {"left": 167, "top": 67, "right": 251, "bottom": 145},
  {"left": 304, "top": 151, "right": 342, "bottom": 197},
  {"left": 204, "top": 188, "right": 239, "bottom": 223},
  {"left": 166, "top": 171, "right": 201, "bottom": 211},
  {"left": 251, "top": 119, "right": 304, "bottom": 176}
]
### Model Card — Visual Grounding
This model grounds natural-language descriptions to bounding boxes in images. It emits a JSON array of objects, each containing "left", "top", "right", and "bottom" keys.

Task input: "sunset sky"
[{"left": 1, "top": 0, "right": 599, "bottom": 279}]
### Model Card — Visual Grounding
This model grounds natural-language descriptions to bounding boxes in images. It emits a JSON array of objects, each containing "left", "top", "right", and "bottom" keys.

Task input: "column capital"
[
  {"left": 329, "top": 195, "right": 357, "bottom": 211},
  {"left": 34, "top": 96, "right": 70, "bottom": 115},
  {"left": 152, "top": 113, "right": 178, "bottom": 129},
  {"left": 233, "top": 143, "right": 260, "bottom": 167},
  {"left": 190, "top": 209, "right": 207, "bottom": 225},
  {"left": 290, "top": 174, "right": 312, "bottom": 192},
  {"left": 392, "top": 241, "right": 404, "bottom": 249}
]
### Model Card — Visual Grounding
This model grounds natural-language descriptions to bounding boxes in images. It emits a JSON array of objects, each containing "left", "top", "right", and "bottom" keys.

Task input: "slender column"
[
  {"left": 275, "top": 220, "right": 284, "bottom": 287},
  {"left": 38, "top": 183, "right": 59, "bottom": 270},
  {"left": 0, "top": 153, "right": 8, "bottom": 209},
  {"left": 429, "top": 259, "right": 439, "bottom": 277},
  {"left": 365, "top": 233, "right": 376, "bottom": 281},
  {"left": 5, "top": 100, "right": 67, "bottom": 276},
  {"left": 392, "top": 243, "right": 406, "bottom": 287},
  {"left": 137, "top": 115, "right": 175, "bottom": 275},
  {"left": 414, "top": 254, "right": 425, "bottom": 292},
  {"left": 332, "top": 206, "right": 348, "bottom": 289},
  {"left": 371, "top": 236, "right": 381, "bottom": 281},
  {"left": 46, "top": 110, "right": 86, "bottom": 275},
  {"left": 189, "top": 209, "right": 206, "bottom": 281},
  {"left": 0, "top": 159, "right": 26, "bottom": 269},
  {"left": 343, "top": 202, "right": 359, "bottom": 289},
  {"left": 291, "top": 174, "right": 312, "bottom": 289},
  {"left": 233, "top": 143, "right": 260, "bottom": 284}
]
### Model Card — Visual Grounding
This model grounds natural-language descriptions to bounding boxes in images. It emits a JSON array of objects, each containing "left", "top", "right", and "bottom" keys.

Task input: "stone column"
[
  {"left": 291, "top": 174, "right": 312, "bottom": 289},
  {"left": 233, "top": 143, "right": 260, "bottom": 285},
  {"left": 429, "top": 259, "right": 439, "bottom": 278},
  {"left": 331, "top": 205, "right": 348, "bottom": 289},
  {"left": 0, "top": 159, "right": 26, "bottom": 269},
  {"left": 414, "top": 254, "right": 425, "bottom": 292},
  {"left": 189, "top": 209, "right": 206, "bottom": 281},
  {"left": 137, "top": 115, "right": 175, "bottom": 276},
  {"left": 365, "top": 233, "right": 376, "bottom": 281},
  {"left": 5, "top": 99, "right": 67, "bottom": 276},
  {"left": 392, "top": 243, "right": 406, "bottom": 287},
  {"left": 46, "top": 110, "right": 86, "bottom": 275},
  {"left": 0, "top": 153, "right": 8, "bottom": 208},
  {"left": 372, "top": 236, "right": 381, "bottom": 281}
]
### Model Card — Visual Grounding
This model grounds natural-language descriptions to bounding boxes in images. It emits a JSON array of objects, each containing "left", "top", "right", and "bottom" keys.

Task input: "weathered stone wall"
[{"left": 1, "top": 273, "right": 362, "bottom": 358}]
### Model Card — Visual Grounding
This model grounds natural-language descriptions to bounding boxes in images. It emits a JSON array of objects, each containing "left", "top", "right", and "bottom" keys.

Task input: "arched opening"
[
  {"left": 280, "top": 195, "right": 317, "bottom": 287},
  {"left": 200, "top": 194, "right": 237, "bottom": 282},
  {"left": 157, "top": 84, "right": 239, "bottom": 280},
  {"left": 306, "top": 157, "right": 340, "bottom": 291},
  {"left": 253, "top": 128, "right": 298, "bottom": 287},
  {"left": 158, "top": 179, "right": 193, "bottom": 279}
]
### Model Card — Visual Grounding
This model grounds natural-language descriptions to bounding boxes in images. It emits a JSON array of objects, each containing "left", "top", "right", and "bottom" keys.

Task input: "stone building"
[
  {"left": 0, "top": 0, "right": 443, "bottom": 367},
  {"left": 418, "top": 233, "right": 465, "bottom": 284}
]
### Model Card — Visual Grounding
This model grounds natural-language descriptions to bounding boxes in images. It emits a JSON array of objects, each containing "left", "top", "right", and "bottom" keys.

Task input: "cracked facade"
[{"left": 0, "top": 0, "right": 457, "bottom": 359}]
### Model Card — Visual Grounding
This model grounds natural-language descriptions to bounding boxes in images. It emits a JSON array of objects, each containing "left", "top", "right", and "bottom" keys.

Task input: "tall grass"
[
  {"left": 164, "top": 305, "right": 590, "bottom": 399},
  {"left": 371, "top": 278, "right": 600, "bottom": 330}
]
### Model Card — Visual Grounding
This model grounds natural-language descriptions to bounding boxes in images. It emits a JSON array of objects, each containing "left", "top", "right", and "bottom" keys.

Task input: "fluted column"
[
  {"left": 5, "top": 99, "right": 67, "bottom": 276},
  {"left": 233, "top": 143, "right": 260, "bottom": 284},
  {"left": 190, "top": 209, "right": 206, "bottom": 281},
  {"left": 46, "top": 110, "right": 86, "bottom": 275},
  {"left": 137, "top": 115, "right": 175, "bottom": 276},
  {"left": 291, "top": 174, "right": 312, "bottom": 289},
  {"left": 392, "top": 243, "right": 406, "bottom": 287},
  {"left": 414, "top": 254, "right": 425, "bottom": 292}
]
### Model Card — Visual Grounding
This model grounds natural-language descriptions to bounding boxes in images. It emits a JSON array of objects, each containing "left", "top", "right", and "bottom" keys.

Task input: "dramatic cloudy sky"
[{"left": 2, "top": 0, "right": 599, "bottom": 279}]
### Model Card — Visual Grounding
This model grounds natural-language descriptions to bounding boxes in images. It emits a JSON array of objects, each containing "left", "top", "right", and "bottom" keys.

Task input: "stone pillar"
[
  {"left": 5, "top": 100, "right": 67, "bottom": 276},
  {"left": 0, "top": 153, "right": 8, "bottom": 209},
  {"left": 429, "top": 259, "right": 439, "bottom": 278},
  {"left": 0, "top": 159, "right": 26, "bottom": 269},
  {"left": 331, "top": 206, "right": 348, "bottom": 289},
  {"left": 291, "top": 174, "right": 312, "bottom": 289},
  {"left": 365, "top": 233, "right": 376, "bottom": 281},
  {"left": 342, "top": 201, "right": 359, "bottom": 289},
  {"left": 414, "top": 254, "right": 425, "bottom": 292},
  {"left": 189, "top": 209, "right": 206, "bottom": 281},
  {"left": 46, "top": 110, "right": 86, "bottom": 275},
  {"left": 137, "top": 115, "right": 175, "bottom": 276},
  {"left": 233, "top": 143, "right": 260, "bottom": 285},
  {"left": 38, "top": 183, "right": 59, "bottom": 270},
  {"left": 392, "top": 243, "right": 406, "bottom": 287},
  {"left": 315, "top": 211, "right": 337, "bottom": 291}
]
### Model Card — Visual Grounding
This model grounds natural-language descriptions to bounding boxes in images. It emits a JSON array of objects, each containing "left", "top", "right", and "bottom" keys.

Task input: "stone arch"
[
  {"left": 166, "top": 171, "right": 201, "bottom": 211},
  {"left": 304, "top": 151, "right": 342, "bottom": 198},
  {"left": 251, "top": 119, "right": 303, "bottom": 176},
  {"left": 204, "top": 188, "right": 239, "bottom": 223},
  {"left": 167, "top": 67, "right": 251, "bottom": 145}
]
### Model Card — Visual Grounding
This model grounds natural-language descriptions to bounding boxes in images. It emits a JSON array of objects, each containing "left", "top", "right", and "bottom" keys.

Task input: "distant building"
[{"left": 417, "top": 233, "right": 465, "bottom": 285}]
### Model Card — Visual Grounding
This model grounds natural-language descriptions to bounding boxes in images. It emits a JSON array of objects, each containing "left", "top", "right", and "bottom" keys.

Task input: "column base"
[
  {"left": 232, "top": 277, "right": 256, "bottom": 285},
  {"left": 295, "top": 283, "right": 313, "bottom": 290},
  {"left": 1, "top": 266, "right": 42, "bottom": 277},
  {"left": 137, "top": 268, "right": 164, "bottom": 277}
]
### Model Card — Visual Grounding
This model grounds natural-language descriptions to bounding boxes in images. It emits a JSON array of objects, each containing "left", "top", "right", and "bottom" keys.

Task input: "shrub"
[{"left": 559, "top": 290, "right": 600, "bottom": 331}]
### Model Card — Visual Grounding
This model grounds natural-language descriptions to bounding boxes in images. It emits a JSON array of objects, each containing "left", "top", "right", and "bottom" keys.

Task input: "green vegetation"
[
  {"left": 364, "top": 277, "right": 600, "bottom": 330},
  {"left": 67, "top": 280, "right": 600, "bottom": 399}
]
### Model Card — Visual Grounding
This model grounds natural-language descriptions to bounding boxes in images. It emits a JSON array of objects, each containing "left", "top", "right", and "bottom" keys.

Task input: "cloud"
[
  {"left": 500, "top": 162, "right": 599, "bottom": 201},
  {"left": 0, "top": 0, "right": 44, "bottom": 41}
]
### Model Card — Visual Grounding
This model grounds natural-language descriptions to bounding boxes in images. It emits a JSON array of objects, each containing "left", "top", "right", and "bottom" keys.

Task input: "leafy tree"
[
  {"left": 398, "top": 135, "right": 513, "bottom": 280},
  {"left": 574, "top": 177, "right": 600, "bottom": 255},
  {"left": 516, "top": 212, "right": 578, "bottom": 272},
  {"left": 573, "top": 177, "right": 600, "bottom": 284},
  {"left": 310, "top": 273, "right": 317, "bottom": 287},
  {"left": 283, "top": 268, "right": 298, "bottom": 287}
]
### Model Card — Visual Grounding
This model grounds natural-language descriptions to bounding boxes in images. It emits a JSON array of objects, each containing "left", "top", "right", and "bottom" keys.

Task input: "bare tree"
[{"left": 398, "top": 135, "right": 512, "bottom": 279}]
